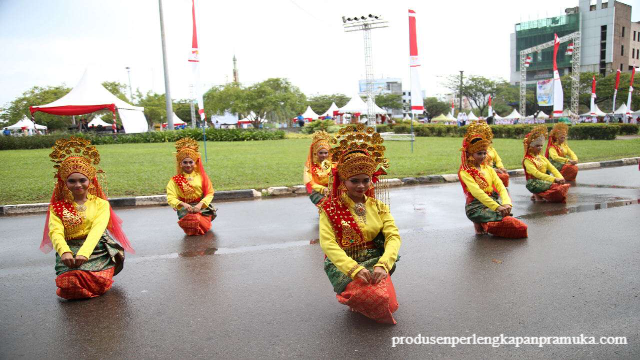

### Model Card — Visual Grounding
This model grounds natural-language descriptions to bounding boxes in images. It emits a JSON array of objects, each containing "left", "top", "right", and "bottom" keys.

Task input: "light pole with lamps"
[{"left": 125, "top": 67, "right": 133, "bottom": 101}]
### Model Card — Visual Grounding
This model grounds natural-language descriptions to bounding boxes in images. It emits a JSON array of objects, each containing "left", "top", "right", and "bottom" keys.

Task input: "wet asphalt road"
[{"left": 1, "top": 166, "right": 639, "bottom": 359}]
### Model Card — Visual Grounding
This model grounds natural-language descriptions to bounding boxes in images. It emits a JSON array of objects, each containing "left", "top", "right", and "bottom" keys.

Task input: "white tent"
[
  {"left": 302, "top": 106, "right": 319, "bottom": 120},
  {"left": 446, "top": 112, "right": 456, "bottom": 121},
  {"left": 537, "top": 111, "right": 549, "bottom": 119},
  {"left": 560, "top": 109, "right": 578, "bottom": 118},
  {"left": 30, "top": 68, "right": 147, "bottom": 133},
  {"left": 467, "top": 111, "right": 479, "bottom": 121},
  {"left": 505, "top": 109, "right": 523, "bottom": 119},
  {"left": 614, "top": 103, "right": 633, "bottom": 115},
  {"left": 320, "top": 102, "right": 339, "bottom": 117},
  {"left": 88, "top": 116, "right": 112, "bottom": 127},
  {"left": 7, "top": 116, "right": 48, "bottom": 130},
  {"left": 580, "top": 105, "right": 606, "bottom": 117},
  {"left": 211, "top": 111, "right": 238, "bottom": 126},
  {"left": 172, "top": 113, "right": 186, "bottom": 125},
  {"left": 338, "top": 94, "right": 386, "bottom": 115},
  {"left": 493, "top": 113, "right": 503, "bottom": 120}
]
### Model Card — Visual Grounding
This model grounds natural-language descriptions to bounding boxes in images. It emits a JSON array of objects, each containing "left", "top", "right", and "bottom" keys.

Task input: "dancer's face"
[
  {"left": 558, "top": 135, "right": 566, "bottom": 143},
  {"left": 472, "top": 150, "right": 487, "bottom": 166},
  {"left": 66, "top": 173, "right": 89, "bottom": 198},
  {"left": 317, "top": 149, "right": 329, "bottom": 162},
  {"left": 531, "top": 143, "right": 544, "bottom": 155},
  {"left": 344, "top": 174, "right": 371, "bottom": 199},
  {"left": 181, "top": 157, "right": 195, "bottom": 174}
]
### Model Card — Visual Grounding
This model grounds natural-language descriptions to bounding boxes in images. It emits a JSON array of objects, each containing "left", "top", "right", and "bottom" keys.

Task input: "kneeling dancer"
[
  {"left": 545, "top": 122, "right": 578, "bottom": 181},
  {"left": 523, "top": 125, "right": 570, "bottom": 202},
  {"left": 42, "top": 137, "right": 134, "bottom": 300},
  {"left": 303, "top": 131, "right": 333, "bottom": 205},
  {"left": 319, "top": 124, "right": 401, "bottom": 324},
  {"left": 167, "top": 138, "right": 215, "bottom": 235},
  {"left": 458, "top": 123, "right": 528, "bottom": 238}
]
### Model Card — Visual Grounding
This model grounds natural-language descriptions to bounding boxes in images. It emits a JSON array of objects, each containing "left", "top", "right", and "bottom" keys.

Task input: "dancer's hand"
[
  {"left": 182, "top": 202, "right": 192, "bottom": 212},
  {"left": 192, "top": 203, "right": 203, "bottom": 213},
  {"left": 371, "top": 266, "right": 388, "bottom": 284},
  {"left": 74, "top": 255, "right": 88, "bottom": 268},
  {"left": 61, "top": 252, "right": 75, "bottom": 268},
  {"left": 569, "top": 160, "right": 578, "bottom": 165},
  {"left": 355, "top": 268, "right": 372, "bottom": 283},
  {"left": 498, "top": 168, "right": 507, "bottom": 174},
  {"left": 322, "top": 187, "right": 330, "bottom": 195},
  {"left": 496, "top": 205, "right": 512, "bottom": 216},
  {"left": 555, "top": 178, "right": 566, "bottom": 184}
]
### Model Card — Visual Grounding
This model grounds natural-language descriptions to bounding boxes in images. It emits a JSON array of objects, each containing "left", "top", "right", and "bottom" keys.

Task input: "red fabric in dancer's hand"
[
  {"left": 497, "top": 172, "right": 510, "bottom": 187},
  {"left": 560, "top": 164, "right": 578, "bottom": 182},
  {"left": 55, "top": 267, "right": 115, "bottom": 300},
  {"left": 178, "top": 213, "right": 212, "bottom": 236},
  {"left": 538, "top": 183, "right": 570, "bottom": 203},
  {"left": 486, "top": 216, "right": 528, "bottom": 239},
  {"left": 336, "top": 277, "right": 399, "bottom": 324}
]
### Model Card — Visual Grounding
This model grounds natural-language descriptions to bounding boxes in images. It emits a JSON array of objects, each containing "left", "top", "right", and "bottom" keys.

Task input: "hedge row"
[
  {"left": 0, "top": 128, "right": 286, "bottom": 150},
  {"left": 384, "top": 123, "right": 636, "bottom": 140}
]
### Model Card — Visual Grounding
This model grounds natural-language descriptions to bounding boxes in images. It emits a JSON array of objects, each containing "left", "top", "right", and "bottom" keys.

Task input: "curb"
[{"left": 2, "top": 157, "right": 638, "bottom": 216}]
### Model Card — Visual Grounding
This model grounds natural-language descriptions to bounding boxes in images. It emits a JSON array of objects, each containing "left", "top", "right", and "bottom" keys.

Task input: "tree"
[
  {"left": 424, "top": 97, "right": 449, "bottom": 119},
  {"left": 0, "top": 85, "right": 72, "bottom": 130},
  {"left": 444, "top": 74, "right": 499, "bottom": 116},
  {"left": 375, "top": 93, "right": 402, "bottom": 113},
  {"left": 559, "top": 71, "right": 640, "bottom": 114},
  {"left": 101, "top": 81, "right": 130, "bottom": 103},
  {"left": 307, "top": 94, "right": 350, "bottom": 114},
  {"left": 204, "top": 78, "right": 306, "bottom": 128}
]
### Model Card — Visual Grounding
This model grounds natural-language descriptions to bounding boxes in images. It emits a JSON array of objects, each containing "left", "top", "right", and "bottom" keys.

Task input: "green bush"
[
  {"left": 568, "top": 124, "right": 618, "bottom": 140},
  {"left": 375, "top": 124, "right": 390, "bottom": 133},
  {"left": 612, "top": 124, "right": 639, "bottom": 135},
  {"left": 300, "top": 119, "right": 337, "bottom": 134},
  {"left": 0, "top": 128, "right": 285, "bottom": 150}
]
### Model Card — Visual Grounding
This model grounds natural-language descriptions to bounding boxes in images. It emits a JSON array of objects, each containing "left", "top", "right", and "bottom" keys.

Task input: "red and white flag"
[
  {"left": 524, "top": 55, "right": 532, "bottom": 67},
  {"left": 552, "top": 34, "right": 564, "bottom": 117},
  {"left": 451, "top": 98, "right": 455, "bottom": 116},
  {"left": 612, "top": 69, "right": 621, "bottom": 113},
  {"left": 488, "top": 95, "right": 492, "bottom": 117},
  {"left": 190, "top": 0, "right": 206, "bottom": 122},
  {"left": 590, "top": 75, "right": 597, "bottom": 116},
  {"left": 627, "top": 67, "right": 636, "bottom": 117},
  {"left": 408, "top": 9, "right": 423, "bottom": 115},
  {"left": 565, "top": 42, "right": 574, "bottom": 56}
]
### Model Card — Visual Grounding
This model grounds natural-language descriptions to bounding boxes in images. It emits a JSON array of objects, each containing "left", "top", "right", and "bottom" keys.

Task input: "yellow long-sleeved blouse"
[
  {"left": 548, "top": 143, "right": 578, "bottom": 164},
  {"left": 166, "top": 172, "right": 214, "bottom": 209},
  {"left": 486, "top": 146, "right": 505, "bottom": 169},
  {"left": 49, "top": 194, "right": 110, "bottom": 258},
  {"left": 319, "top": 195, "right": 401, "bottom": 279},
  {"left": 524, "top": 155, "right": 563, "bottom": 182},
  {"left": 303, "top": 161, "right": 331, "bottom": 193},
  {"left": 459, "top": 164, "right": 511, "bottom": 211}
]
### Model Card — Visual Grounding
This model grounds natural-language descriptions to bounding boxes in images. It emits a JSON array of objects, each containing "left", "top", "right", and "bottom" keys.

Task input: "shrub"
[
  {"left": 0, "top": 128, "right": 285, "bottom": 150},
  {"left": 612, "top": 124, "right": 639, "bottom": 135},
  {"left": 568, "top": 124, "right": 617, "bottom": 140}
]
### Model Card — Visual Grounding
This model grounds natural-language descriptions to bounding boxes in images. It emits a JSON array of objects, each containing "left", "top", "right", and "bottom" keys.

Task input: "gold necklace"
[{"left": 354, "top": 202, "right": 367, "bottom": 224}]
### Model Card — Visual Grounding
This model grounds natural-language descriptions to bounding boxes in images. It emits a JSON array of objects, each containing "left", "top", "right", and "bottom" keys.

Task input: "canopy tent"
[
  {"left": 631, "top": 110, "right": 640, "bottom": 117},
  {"left": 162, "top": 113, "right": 187, "bottom": 129},
  {"left": 560, "top": 109, "right": 578, "bottom": 118},
  {"left": 431, "top": 113, "right": 455, "bottom": 123},
  {"left": 467, "top": 111, "right": 479, "bottom": 121},
  {"left": 88, "top": 116, "right": 112, "bottom": 128},
  {"left": 6, "top": 116, "right": 47, "bottom": 130},
  {"left": 580, "top": 105, "right": 607, "bottom": 117},
  {"left": 302, "top": 106, "right": 319, "bottom": 120},
  {"left": 320, "top": 102, "right": 339, "bottom": 117},
  {"left": 493, "top": 113, "right": 503, "bottom": 120},
  {"left": 338, "top": 94, "right": 386, "bottom": 115},
  {"left": 537, "top": 111, "right": 549, "bottom": 119},
  {"left": 504, "top": 109, "right": 523, "bottom": 119},
  {"left": 29, "top": 68, "right": 147, "bottom": 133},
  {"left": 614, "top": 103, "right": 633, "bottom": 115},
  {"left": 211, "top": 111, "right": 238, "bottom": 125},
  {"left": 445, "top": 112, "right": 456, "bottom": 121}
]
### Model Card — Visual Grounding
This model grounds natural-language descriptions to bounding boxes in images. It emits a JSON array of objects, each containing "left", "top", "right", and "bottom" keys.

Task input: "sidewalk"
[{"left": 1, "top": 157, "right": 638, "bottom": 216}]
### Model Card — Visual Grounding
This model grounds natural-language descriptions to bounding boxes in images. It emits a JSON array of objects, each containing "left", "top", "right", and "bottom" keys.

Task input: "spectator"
[
  {"left": 297, "top": 113, "right": 304, "bottom": 127},
  {"left": 3, "top": 128, "right": 10, "bottom": 136}
]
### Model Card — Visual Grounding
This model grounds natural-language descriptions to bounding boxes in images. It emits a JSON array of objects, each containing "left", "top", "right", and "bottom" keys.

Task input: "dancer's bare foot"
[{"left": 474, "top": 223, "right": 487, "bottom": 235}]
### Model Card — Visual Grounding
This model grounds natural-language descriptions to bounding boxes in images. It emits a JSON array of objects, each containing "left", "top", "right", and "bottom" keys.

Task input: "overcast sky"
[{"left": 0, "top": 0, "right": 638, "bottom": 109}]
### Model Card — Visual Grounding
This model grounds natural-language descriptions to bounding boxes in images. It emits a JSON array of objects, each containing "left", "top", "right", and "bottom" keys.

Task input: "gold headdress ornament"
[
  {"left": 523, "top": 125, "right": 548, "bottom": 155},
  {"left": 549, "top": 123, "right": 568, "bottom": 143},
  {"left": 462, "top": 122, "right": 491, "bottom": 155},
  {"left": 327, "top": 124, "right": 389, "bottom": 204},
  {"left": 50, "top": 137, "right": 100, "bottom": 180},
  {"left": 175, "top": 137, "right": 200, "bottom": 165},
  {"left": 308, "top": 131, "right": 332, "bottom": 166}
]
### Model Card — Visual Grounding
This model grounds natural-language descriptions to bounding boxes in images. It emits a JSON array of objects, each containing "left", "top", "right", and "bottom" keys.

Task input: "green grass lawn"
[{"left": 1, "top": 137, "right": 639, "bottom": 205}]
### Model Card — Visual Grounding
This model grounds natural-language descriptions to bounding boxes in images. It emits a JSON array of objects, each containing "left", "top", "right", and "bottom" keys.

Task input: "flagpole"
[{"left": 158, "top": 0, "right": 174, "bottom": 130}]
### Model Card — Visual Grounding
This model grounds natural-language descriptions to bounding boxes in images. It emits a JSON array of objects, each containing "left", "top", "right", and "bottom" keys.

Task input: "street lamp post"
[
  {"left": 125, "top": 67, "right": 133, "bottom": 101},
  {"left": 459, "top": 70, "right": 464, "bottom": 117}
]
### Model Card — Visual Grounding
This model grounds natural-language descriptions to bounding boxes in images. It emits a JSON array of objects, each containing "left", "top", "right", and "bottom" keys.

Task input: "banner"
[{"left": 536, "top": 79, "right": 554, "bottom": 106}]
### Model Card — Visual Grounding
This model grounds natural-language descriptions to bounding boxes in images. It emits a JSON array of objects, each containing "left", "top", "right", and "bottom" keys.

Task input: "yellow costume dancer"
[
  {"left": 41, "top": 137, "right": 134, "bottom": 300},
  {"left": 166, "top": 138, "right": 215, "bottom": 236},
  {"left": 523, "top": 125, "right": 570, "bottom": 202},
  {"left": 303, "top": 131, "right": 333, "bottom": 205},
  {"left": 319, "top": 124, "right": 401, "bottom": 324},
  {"left": 545, "top": 123, "right": 578, "bottom": 181},
  {"left": 480, "top": 122, "right": 510, "bottom": 187},
  {"left": 458, "top": 123, "right": 527, "bottom": 238}
]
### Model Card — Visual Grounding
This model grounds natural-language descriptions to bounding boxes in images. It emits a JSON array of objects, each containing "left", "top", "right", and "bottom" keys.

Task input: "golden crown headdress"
[
  {"left": 549, "top": 123, "right": 569, "bottom": 142},
  {"left": 462, "top": 122, "right": 491, "bottom": 154},
  {"left": 311, "top": 130, "right": 332, "bottom": 153},
  {"left": 49, "top": 137, "right": 100, "bottom": 180},
  {"left": 523, "top": 125, "right": 548, "bottom": 153},
  {"left": 329, "top": 124, "right": 388, "bottom": 179},
  {"left": 175, "top": 138, "right": 200, "bottom": 163}
]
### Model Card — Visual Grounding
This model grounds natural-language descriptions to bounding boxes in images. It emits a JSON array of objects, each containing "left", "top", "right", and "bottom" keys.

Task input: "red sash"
[
  {"left": 172, "top": 174, "right": 199, "bottom": 203},
  {"left": 51, "top": 200, "right": 83, "bottom": 229},
  {"left": 320, "top": 198, "right": 367, "bottom": 249}
]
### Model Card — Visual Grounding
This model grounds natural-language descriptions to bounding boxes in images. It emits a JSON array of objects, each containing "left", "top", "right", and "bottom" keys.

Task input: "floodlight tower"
[{"left": 342, "top": 14, "right": 388, "bottom": 127}]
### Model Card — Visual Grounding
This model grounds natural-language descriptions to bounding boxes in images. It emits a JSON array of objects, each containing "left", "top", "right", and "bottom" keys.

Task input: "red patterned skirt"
[
  {"left": 483, "top": 216, "right": 528, "bottom": 239},
  {"left": 336, "top": 277, "right": 399, "bottom": 324},
  {"left": 496, "top": 172, "right": 510, "bottom": 187},
  {"left": 55, "top": 267, "right": 115, "bottom": 300},
  {"left": 178, "top": 213, "right": 213, "bottom": 236},
  {"left": 559, "top": 164, "right": 578, "bottom": 181},
  {"left": 537, "top": 183, "right": 571, "bottom": 203}
]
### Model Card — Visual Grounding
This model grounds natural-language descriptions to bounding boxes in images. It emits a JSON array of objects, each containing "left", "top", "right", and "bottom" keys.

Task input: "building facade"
[
  {"left": 510, "top": 0, "right": 636, "bottom": 85},
  {"left": 359, "top": 78, "right": 404, "bottom": 116}
]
